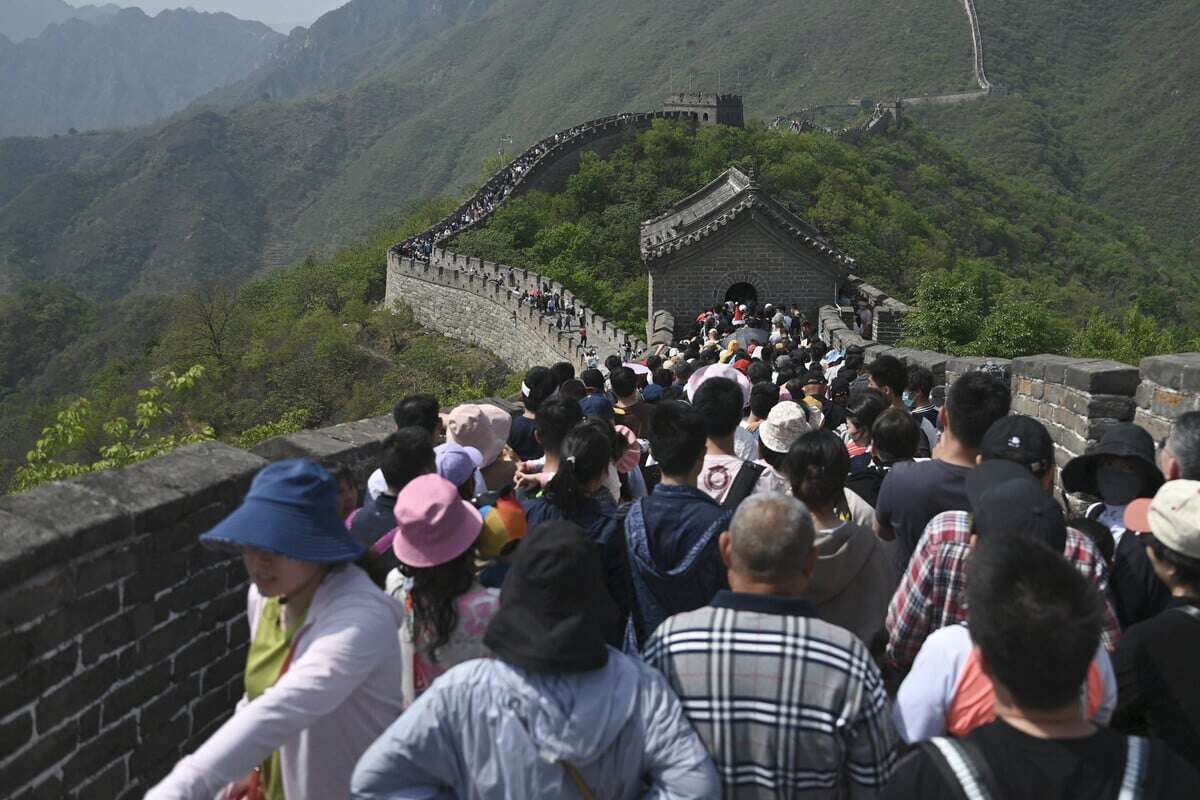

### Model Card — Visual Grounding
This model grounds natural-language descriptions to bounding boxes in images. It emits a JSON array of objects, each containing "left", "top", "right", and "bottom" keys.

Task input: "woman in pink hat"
[{"left": 387, "top": 474, "right": 500, "bottom": 706}]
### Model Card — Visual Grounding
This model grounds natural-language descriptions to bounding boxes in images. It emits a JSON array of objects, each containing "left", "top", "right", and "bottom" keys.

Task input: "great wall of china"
[{"left": 3, "top": 19, "right": 1199, "bottom": 793}]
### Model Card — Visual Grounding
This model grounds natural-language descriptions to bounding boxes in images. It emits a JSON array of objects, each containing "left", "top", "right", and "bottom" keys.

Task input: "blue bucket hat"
[{"left": 201, "top": 459, "right": 367, "bottom": 563}]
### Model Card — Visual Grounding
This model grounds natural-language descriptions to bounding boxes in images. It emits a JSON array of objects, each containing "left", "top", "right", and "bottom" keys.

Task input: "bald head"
[{"left": 727, "top": 493, "right": 816, "bottom": 583}]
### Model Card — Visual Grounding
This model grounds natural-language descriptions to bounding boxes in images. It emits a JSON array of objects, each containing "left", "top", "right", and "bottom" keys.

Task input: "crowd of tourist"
[
  {"left": 394, "top": 113, "right": 642, "bottom": 262},
  {"left": 145, "top": 297, "right": 1200, "bottom": 799}
]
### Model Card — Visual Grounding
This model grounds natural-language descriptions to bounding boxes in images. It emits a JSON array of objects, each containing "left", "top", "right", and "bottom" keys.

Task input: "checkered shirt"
[
  {"left": 644, "top": 592, "right": 898, "bottom": 799},
  {"left": 884, "top": 510, "right": 1122, "bottom": 674}
]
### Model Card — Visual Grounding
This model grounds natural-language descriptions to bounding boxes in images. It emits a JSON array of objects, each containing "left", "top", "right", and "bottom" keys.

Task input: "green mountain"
[
  {"left": 0, "top": 0, "right": 980, "bottom": 298},
  {"left": 0, "top": 7, "right": 283, "bottom": 138},
  {"left": 0, "top": 0, "right": 1196, "bottom": 304},
  {"left": 0, "top": 0, "right": 118, "bottom": 42},
  {"left": 907, "top": 0, "right": 1200, "bottom": 254}
]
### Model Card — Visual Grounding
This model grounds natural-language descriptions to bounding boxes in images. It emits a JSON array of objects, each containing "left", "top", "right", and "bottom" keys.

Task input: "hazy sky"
[{"left": 94, "top": 1, "right": 350, "bottom": 32}]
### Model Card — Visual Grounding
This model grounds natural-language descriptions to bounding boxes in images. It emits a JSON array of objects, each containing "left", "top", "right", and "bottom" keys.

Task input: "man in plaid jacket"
[
  {"left": 884, "top": 416, "right": 1120, "bottom": 675},
  {"left": 644, "top": 493, "right": 898, "bottom": 798}
]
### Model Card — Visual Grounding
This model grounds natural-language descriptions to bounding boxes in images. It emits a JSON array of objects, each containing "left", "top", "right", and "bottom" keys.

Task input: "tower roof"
[{"left": 639, "top": 167, "right": 855, "bottom": 267}]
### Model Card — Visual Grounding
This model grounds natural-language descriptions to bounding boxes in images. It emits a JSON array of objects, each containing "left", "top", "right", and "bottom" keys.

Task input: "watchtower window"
[{"left": 703, "top": 113, "right": 710, "bottom": 121}]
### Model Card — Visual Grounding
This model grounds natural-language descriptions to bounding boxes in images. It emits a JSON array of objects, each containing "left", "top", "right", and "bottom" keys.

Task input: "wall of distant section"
[{"left": 386, "top": 249, "right": 646, "bottom": 371}]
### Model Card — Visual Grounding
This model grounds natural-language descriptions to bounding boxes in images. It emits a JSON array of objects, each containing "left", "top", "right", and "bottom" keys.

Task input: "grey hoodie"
[
  {"left": 806, "top": 521, "right": 900, "bottom": 650},
  {"left": 351, "top": 647, "right": 718, "bottom": 799}
]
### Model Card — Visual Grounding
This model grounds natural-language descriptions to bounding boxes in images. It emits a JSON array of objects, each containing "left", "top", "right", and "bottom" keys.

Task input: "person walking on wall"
[{"left": 146, "top": 460, "right": 405, "bottom": 800}]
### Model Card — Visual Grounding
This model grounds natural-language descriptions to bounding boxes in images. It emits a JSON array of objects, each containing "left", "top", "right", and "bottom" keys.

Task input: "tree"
[
  {"left": 899, "top": 270, "right": 984, "bottom": 353},
  {"left": 11, "top": 366, "right": 214, "bottom": 493},
  {"left": 1070, "top": 307, "right": 1181, "bottom": 365},
  {"left": 966, "top": 293, "right": 1066, "bottom": 359}
]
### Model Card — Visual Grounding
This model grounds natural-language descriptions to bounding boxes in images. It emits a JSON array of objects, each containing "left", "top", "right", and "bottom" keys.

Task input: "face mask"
[
  {"left": 1096, "top": 467, "right": 1143, "bottom": 507},
  {"left": 901, "top": 391, "right": 916, "bottom": 409}
]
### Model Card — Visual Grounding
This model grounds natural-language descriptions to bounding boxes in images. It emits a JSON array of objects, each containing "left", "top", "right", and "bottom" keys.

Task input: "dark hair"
[
  {"left": 522, "top": 367, "right": 552, "bottom": 412},
  {"left": 380, "top": 427, "right": 436, "bottom": 490},
  {"left": 646, "top": 355, "right": 664, "bottom": 372},
  {"left": 393, "top": 394, "right": 440, "bottom": 432},
  {"left": 609, "top": 366, "right": 638, "bottom": 399},
  {"left": 782, "top": 430, "right": 849, "bottom": 510},
  {"left": 749, "top": 381, "right": 780, "bottom": 420},
  {"left": 535, "top": 399, "right": 584, "bottom": 456},
  {"left": 653, "top": 368, "right": 674, "bottom": 388},
  {"left": 558, "top": 379, "right": 587, "bottom": 401},
  {"left": 549, "top": 361, "right": 576, "bottom": 389},
  {"left": 845, "top": 390, "right": 889, "bottom": 442},
  {"left": 661, "top": 384, "right": 687, "bottom": 402},
  {"left": 545, "top": 420, "right": 615, "bottom": 516},
  {"left": 699, "top": 349, "right": 720, "bottom": 366},
  {"left": 647, "top": 401, "right": 708, "bottom": 477},
  {"left": 692, "top": 377, "right": 744, "bottom": 437},
  {"left": 329, "top": 463, "right": 355, "bottom": 487},
  {"left": 872, "top": 408, "right": 920, "bottom": 462},
  {"left": 674, "top": 361, "right": 696, "bottom": 382},
  {"left": 967, "top": 535, "right": 1103, "bottom": 710},
  {"left": 1149, "top": 536, "right": 1200, "bottom": 591},
  {"left": 786, "top": 377, "right": 809, "bottom": 400},
  {"left": 844, "top": 352, "right": 864, "bottom": 372},
  {"left": 947, "top": 372, "right": 1012, "bottom": 449},
  {"left": 604, "top": 354, "right": 623, "bottom": 373},
  {"left": 400, "top": 547, "right": 476, "bottom": 662},
  {"left": 580, "top": 368, "right": 605, "bottom": 392},
  {"left": 747, "top": 361, "right": 773, "bottom": 385},
  {"left": 1167, "top": 411, "right": 1200, "bottom": 480},
  {"left": 906, "top": 365, "right": 934, "bottom": 398},
  {"left": 866, "top": 355, "right": 907, "bottom": 397},
  {"left": 775, "top": 368, "right": 797, "bottom": 388}
]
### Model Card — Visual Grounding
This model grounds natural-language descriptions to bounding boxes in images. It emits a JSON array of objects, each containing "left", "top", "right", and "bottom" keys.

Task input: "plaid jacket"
[
  {"left": 644, "top": 592, "right": 898, "bottom": 799},
  {"left": 885, "top": 510, "right": 1122, "bottom": 674}
]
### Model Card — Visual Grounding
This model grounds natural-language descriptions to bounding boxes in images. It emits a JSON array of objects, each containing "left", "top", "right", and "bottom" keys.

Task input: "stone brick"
[
  {"left": 37, "top": 654, "right": 121, "bottom": 734},
  {"left": 201, "top": 643, "right": 247, "bottom": 696},
  {"left": 71, "top": 757, "right": 126, "bottom": 799},
  {"left": 101, "top": 663, "right": 171, "bottom": 728},
  {"left": 1147, "top": 386, "right": 1200, "bottom": 420},
  {"left": 0, "top": 643, "right": 78, "bottom": 720},
  {"left": 140, "top": 673, "right": 197, "bottom": 735},
  {"left": 1062, "top": 389, "right": 1136, "bottom": 421},
  {"left": 21, "top": 586, "right": 120, "bottom": 662},
  {"left": 172, "top": 626, "right": 228, "bottom": 680},
  {"left": 137, "top": 612, "right": 201, "bottom": 666},
  {"left": 1134, "top": 408, "right": 1175, "bottom": 443},
  {"left": 1043, "top": 382, "right": 1065, "bottom": 406},
  {"left": 129, "top": 712, "right": 188, "bottom": 779},
  {"left": 82, "top": 604, "right": 158, "bottom": 667},
  {"left": 0, "top": 718, "right": 78, "bottom": 792},
  {"left": 0, "top": 565, "right": 71, "bottom": 632},
  {"left": 1063, "top": 360, "right": 1139, "bottom": 396},
  {"left": 1139, "top": 353, "right": 1200, "bottom": 392},
  {"left": 0, "top": 710, "right": 33, "bottom": 762},
  {"left": 60, "top": 716, "right": 136, "bottom": 792}
]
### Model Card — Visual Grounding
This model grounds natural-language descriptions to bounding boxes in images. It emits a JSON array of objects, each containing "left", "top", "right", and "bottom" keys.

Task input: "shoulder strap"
[
  {"left": 1173, "top": 605, "right": 1200, "bottom": 623},
  {"left": 1118, "top": 736, "right": 1148, "bottom": 800},
  {"left": 723, "top": 461, "right": 765, "bottom": 510},
  {"left": 918, "top": 738, "right": 995, "bottom": 800},
  {"left": 561, "top": 761, "right": 598, "bottom": 800}
]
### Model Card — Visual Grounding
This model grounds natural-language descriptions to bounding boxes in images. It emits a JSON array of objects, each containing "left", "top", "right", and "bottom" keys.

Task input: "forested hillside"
[
  {"left": 909, "top": 0, "right": 1200, "bottom": 254},
  {"left": 0, "top": 7, "right": 283, "bottom": 138},
  {"left": 0, "top": 0, "right": 977, "bottom": 299}
]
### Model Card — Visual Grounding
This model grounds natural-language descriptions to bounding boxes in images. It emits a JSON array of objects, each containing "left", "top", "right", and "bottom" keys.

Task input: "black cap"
[
  {"left": 966, "top": 460, "right": 1067, "bottom": 551},
  {"left": 981, "top": 415, "right": 1054, "bottom": 475},
  {"left": 804, "top": 369, "right": 828, "bottom": 386},
  {"left": 483, "top": 520, "right": 619, "bottom": 674},
  {"left": 830, "top": 376, "right": 851, "bottom": 396}
]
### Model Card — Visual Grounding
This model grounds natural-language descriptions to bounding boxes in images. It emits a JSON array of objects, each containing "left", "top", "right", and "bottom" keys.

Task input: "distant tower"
[{"left": 663, "top": 92, "right": 744, "bottom": 127}]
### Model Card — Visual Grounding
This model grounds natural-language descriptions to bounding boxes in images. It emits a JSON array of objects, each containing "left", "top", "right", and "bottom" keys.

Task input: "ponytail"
[{"left": 546, "top": 421, "right": 612, "bottom": 517}]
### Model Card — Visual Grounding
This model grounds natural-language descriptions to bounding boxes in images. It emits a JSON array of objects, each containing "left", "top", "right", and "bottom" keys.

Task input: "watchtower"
[{"left": 663, "top": 93, "right": 744, "bottom": 127}]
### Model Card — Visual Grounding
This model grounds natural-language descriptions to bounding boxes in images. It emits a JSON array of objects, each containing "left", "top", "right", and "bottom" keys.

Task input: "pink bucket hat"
[
  {"left": 445, "top": 403, "right": 509, "bottom": 467},
  {"left": 392, "top": 474, "right": 483, "bottom": 567},
  {"left": 685, "top": 363, "right": 752, "bottom": 408}
]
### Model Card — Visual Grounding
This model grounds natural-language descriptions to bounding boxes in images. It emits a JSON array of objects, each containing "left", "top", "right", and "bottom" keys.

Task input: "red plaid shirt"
[{"left": 885, "top": 510, "right": 1121, "bottom": 674}]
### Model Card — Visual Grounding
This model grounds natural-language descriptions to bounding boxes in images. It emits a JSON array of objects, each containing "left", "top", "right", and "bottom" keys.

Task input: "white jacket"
[
  {"left": 351, "top": 649, "right": 719, "bottom": 799},
  {"left": 146, "top": 565, "right": 405, "bottom": 800}
]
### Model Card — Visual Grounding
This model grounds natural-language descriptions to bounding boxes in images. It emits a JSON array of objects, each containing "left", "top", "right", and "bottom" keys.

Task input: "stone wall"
[
  {"left": 843, "top": 276, "right": 912, "bottom": 346},
  {"left": 385, "top": 251, "right": 646, "bottom": 371},
  {"left": 650, "top": 215, "right": 843, "bottom": 339},
  {"left": 818, "top": 302, "right": 1194, "bottom": 487},
  {"left": 0, "top": 414, "right": 399, "bottom": 799}
]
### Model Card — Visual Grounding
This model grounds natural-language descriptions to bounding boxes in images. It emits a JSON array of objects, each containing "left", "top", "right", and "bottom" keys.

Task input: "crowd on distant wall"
[
  {"left": 394, "top": 113, "right": 642, "bottom": 262},
  {"left": 143, "top": 294, "right": 1200, "bottom": 799}
]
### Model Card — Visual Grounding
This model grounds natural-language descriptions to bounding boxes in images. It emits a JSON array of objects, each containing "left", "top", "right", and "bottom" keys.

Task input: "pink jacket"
[{"left": 146, "top": 565, "right": 405, "bottom": 800}]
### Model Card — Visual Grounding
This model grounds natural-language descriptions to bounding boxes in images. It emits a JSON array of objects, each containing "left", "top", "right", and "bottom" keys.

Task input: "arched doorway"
[{"left": 724, "top": 282, "right": 758, "bottom": 305}]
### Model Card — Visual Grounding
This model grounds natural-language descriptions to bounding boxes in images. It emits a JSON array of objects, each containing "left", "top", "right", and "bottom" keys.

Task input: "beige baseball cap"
[{"left": 1124, "top": 479, "right": 1200, "bottom": 559}]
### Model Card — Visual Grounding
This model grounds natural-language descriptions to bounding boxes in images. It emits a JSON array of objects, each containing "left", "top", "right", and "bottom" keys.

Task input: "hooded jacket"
[
  {"left": 620, "top": 484, "right": 731, "bottom": 649},
  {"left": 350, "top": 649, "right": 719, "bottom": 799},
  {"left": 146, "top": 565, "right": 406, "bottom": 800},
  {"left": 805, "top": 520, "right": 898, "bottom": 649}
]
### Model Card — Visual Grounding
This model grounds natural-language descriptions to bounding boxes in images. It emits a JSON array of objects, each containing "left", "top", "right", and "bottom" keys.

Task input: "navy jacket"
[{"left": 616, "top": 484, "right": 732, "bottom": 650}]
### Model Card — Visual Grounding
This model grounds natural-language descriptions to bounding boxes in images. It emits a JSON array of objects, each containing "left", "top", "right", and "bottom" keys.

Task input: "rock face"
[{"left": 0, "top": 7, "right": 283, "bottom": 137}]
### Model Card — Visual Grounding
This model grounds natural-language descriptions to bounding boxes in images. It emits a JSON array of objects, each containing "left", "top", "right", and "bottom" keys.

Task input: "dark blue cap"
[
  {"left": 201, "top": 459, "right": 367, "bottom": 563},
  {"left": 580, "top": 394, "right": 614, "bottom": 421}
]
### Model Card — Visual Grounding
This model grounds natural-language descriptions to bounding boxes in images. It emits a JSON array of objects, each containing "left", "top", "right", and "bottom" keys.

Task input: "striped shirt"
[{"left": 644, "top": 591, "right": 898, "bottom": 799}]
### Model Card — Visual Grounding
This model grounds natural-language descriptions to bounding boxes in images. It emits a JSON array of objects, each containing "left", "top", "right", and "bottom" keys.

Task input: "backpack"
[{"left": 920, "top": 734, "right": 1149, "bottom": 799}]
